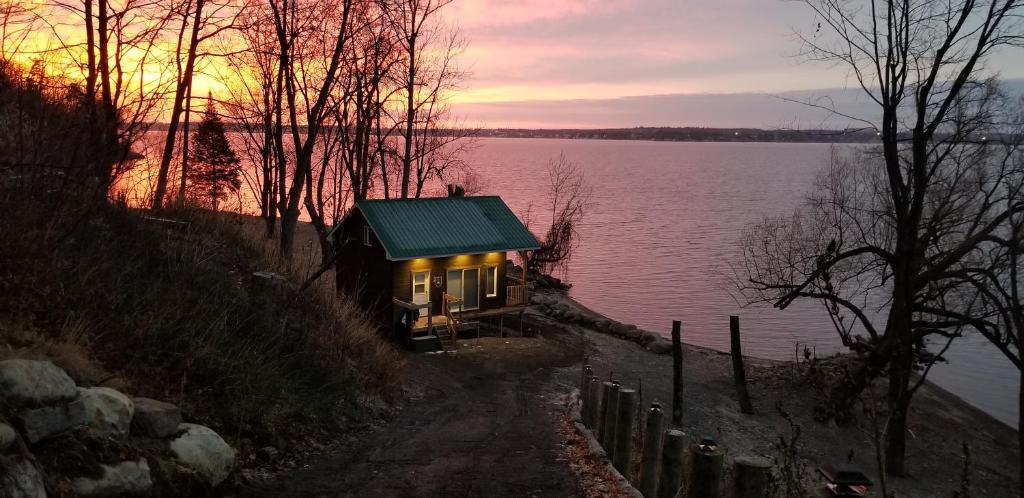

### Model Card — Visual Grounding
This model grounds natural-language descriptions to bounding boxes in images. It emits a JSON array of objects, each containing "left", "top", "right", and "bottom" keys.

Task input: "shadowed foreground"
[{"left": 249, "top": 332, "right": 585, "bottom": 497}]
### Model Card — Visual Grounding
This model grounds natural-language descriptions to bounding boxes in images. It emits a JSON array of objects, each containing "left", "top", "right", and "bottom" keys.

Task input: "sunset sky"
[{"left": 445, "top": 0, "right": 1024, "bottom": 128}]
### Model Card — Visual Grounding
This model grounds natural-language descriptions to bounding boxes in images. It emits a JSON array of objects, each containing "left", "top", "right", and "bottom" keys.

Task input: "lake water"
[
  {"left": 463, "top": 137, "right": 1019, "bottom": 427},
  {"left": 125, "top": 134, "right": 1019, "bottom": 426}
]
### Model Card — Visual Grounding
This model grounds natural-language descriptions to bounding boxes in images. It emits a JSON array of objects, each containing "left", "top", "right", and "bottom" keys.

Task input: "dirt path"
[
  {"left": 249, "top": 332, "right": 587, "bottom": 497},
  {"left": 249, "top": 292, "right": 1019, "bottom": 497}
]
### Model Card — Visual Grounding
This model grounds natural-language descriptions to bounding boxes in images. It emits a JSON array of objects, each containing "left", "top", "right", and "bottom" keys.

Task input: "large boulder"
[
  {"left": 0, "top": 359, "right": 77, "bottom": 407},
  {"left": 17, "top": 397, "right": 87, "bottom": 443},
  {"left": 0, "top": 422, "right": 18, "bottom": 452},
  {"left": 647, "top": 338, "right": 674, "bottom": 355},
  {"left": 169, "top": 423, "right": 235, "bottom": 486},
  {"left": 638, "top": 330, "right": 663, "bottom": 346},
  {"left": 0, "top": 457, "right": 46, "bottom": 498},
  {"left": 131, "top": 398, "right": 182, "bottom": 439},
  {"left": 71, "top": 459, "right": 153, "bottom": 496},
  {"left": 78, "top": 387, "right": 134, "bottom": 438}
]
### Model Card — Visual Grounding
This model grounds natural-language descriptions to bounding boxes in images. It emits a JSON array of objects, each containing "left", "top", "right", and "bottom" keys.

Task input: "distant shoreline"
[
  {"left": 472, "top": 126, "right": 880, "bottom": 144},
  {"left": 147, "top": 123, "right": 882, "bottom": 144}
]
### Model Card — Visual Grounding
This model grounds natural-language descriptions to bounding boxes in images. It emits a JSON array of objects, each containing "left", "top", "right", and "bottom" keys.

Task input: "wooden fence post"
[
  {"left": 671, "top": 320, "right": 683, "bottom": 427},
  {"left": 597, "top": 381, "right": 614, "bottom": 441},
  {"left": 729, "top": 316, "right": 754, "bottom": 414},
  {"left": 581, "top": 364, "right": 593, "bottom": 420},
  {"left": 613, "top": 388, "right": 638, "bottom": 476},
  {"left": 733, "top": 456, "right": 772, "bottom": 498},
  {"left": 639, "top": 403, "right": 664, "bottom": 497},
  {"left": 657, "top": 429, "right": 687, "bottom": 498},
  {"left": 587, "top": 377, "right": 601, "bottom": 430},
  {"left": 687, "top": 444, "right": 724, "bottom": 498},
  {"left": 601, "top": 381, "right": 621, "bottom": 456},
  {"left": 598, "top": 381, "right": 614, "bottom": 446}
]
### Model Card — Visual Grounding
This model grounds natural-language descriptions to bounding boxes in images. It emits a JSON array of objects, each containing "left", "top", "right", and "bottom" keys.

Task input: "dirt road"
[{"left": 251, "top": 331, "right": 586, "bottom": 497}]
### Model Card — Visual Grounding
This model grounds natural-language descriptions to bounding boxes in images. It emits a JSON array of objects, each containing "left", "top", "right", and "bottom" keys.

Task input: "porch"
[{"left": 395, "top": 281, "right": 530, "bottom": 351}]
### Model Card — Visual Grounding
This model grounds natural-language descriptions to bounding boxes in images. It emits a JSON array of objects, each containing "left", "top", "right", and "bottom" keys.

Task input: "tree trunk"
[
  {"left": 884, "top": 297, "right": 914, "bottom": 477},
  {"left": 1019, "top": 367, "right": 1023, "bottom": 497},
  {"left": 177, "top": 83, "right": 193, "bottom": 206},
  {"left": 400, "top": 30, "right": 417, "bottom": 198},
  {"left": 153, "top": 0, "right": 205, "bottom": 209}
]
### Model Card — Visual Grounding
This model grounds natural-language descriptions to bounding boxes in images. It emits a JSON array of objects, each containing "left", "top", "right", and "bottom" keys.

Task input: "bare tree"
[
  {"left": 221, "top": 0, "right": 282, "bottom": 236},
  {"left": 387, "top": 0, "right": 458, "bottom": 199},
  {"left": 739, "top": 0, "right": 1024, "bottom": 475},
  {"left": 269, "top": 0, "right": 353, "bottom": 258},
  {"left": 527, "top": 154, "right": 593, "bottom": 275},
  {"left": 152, "top": 0, "right": 237, "bottom": 209}
]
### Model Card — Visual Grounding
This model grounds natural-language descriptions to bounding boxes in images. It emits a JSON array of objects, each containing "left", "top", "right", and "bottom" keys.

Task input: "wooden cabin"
[{"left": 334, "top": 196, "right": 540, "bottom": 349}]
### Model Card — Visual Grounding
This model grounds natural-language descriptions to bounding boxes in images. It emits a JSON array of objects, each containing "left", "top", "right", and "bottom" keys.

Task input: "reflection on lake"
[{"left": 122, "top": 134, "right": 1019, "bottom": 426}]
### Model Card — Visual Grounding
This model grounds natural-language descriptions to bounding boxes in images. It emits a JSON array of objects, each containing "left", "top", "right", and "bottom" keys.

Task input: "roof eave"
[{"left": 386, "top": 245, "right": 541, "bottom": 262}]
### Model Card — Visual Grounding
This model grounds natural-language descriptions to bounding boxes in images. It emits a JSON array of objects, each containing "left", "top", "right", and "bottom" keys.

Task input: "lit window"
[
  {"left": 485, "top": 266, "right": 498, "bottom": 297},
  {"left": 363, "top": 226, "right": 372, "bottom": 246}
]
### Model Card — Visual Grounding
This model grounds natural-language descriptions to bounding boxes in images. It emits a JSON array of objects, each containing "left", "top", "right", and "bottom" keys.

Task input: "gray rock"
[
  {"left": 638, "top": 330, "right": 662, "bottom": 346},
  {"left": 170, "top": 423, "right": 236, "bottom": 486},
  {"left": 18, "top": 397, "right": 87, "bottom": 443},
  {"left": 0, "top": 457, "right": 46, "bottom": 498},
  {"left": 610, "top": 322, "right": 634, "bottom": 337},
  {"left": 131, "top": 397, "right": 182, "bottom": 438},
  {"left": 619, "top": 325, "right": 641, "bottom": 340},
  {"left": 0, "top": 422, "right": 18, "bottom": 452},
  {"left": 71, "top": 459, "right": 153, "bottom": 496},
  {"left": 79, "top": 387, "right": 134, "bottom": 438},
  {"left": 647, "top": 339, "right": 674, "bottom": 355},
  {"left": 256, "top": 446, "right": 280, "bottom": 463},
  {"left": 0, "top": 359, "right": 77, "bottom": 407}
]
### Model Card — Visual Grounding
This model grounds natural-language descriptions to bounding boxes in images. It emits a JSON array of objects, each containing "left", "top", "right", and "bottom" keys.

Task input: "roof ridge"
[{"left": 356, "top": 195, "right": 500, "bottom": 204}]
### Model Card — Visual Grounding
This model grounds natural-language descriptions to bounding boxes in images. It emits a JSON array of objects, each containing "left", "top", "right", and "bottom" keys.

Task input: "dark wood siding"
[
  {"left": 335, "top": 209, "right": 392, "bottom": 319},
  {"left": 391, "top": 251, "right": 507, "bottom": 316}
]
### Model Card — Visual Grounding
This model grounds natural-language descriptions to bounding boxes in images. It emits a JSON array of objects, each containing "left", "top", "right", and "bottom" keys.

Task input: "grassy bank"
[{"left": 0, "top": 201, "right": 404, "bottom": 458}]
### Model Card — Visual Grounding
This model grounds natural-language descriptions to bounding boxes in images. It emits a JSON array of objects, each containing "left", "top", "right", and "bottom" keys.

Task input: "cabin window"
[
  {"left": 446, "top": 268, "right": 480, "bottom": 311},
  {"left": 363, "top": 226, "right": 372, "bottom": 246},
  {"left": 412, "top": 271, "right": 430, "bottom": 305},
  {"left": 485, "top": 266, "right": 498, "bottom": 297}
]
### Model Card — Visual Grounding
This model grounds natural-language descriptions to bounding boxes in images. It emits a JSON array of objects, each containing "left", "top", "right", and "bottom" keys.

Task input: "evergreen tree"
[{"left": 189, "top": 98, "right": 241, "bottom": 211}]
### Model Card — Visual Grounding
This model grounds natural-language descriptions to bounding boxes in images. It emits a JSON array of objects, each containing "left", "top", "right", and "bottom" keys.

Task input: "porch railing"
[{"left": 507, "top": 284, "right": 527, "bottom": 306}]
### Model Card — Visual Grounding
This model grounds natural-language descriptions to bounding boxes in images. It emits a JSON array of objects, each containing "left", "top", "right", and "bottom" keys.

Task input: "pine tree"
[{"left": 188, "top": 98, "right": 241, "bottom": 211}]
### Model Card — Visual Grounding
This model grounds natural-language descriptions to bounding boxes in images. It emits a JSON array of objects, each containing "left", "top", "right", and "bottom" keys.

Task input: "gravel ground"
[{"left": 251, "top": 290, "right": 1019, "bottom": 497}]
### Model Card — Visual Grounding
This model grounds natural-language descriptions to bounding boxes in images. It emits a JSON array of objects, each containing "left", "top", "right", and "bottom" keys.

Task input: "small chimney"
[{"left": 447, "top": 184, "right": 465, "bottom": 197}]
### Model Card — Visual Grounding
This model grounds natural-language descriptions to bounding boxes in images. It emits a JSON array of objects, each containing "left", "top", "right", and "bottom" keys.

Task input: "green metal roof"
[{"left": 355, "top": 196, "right": 541, "bottom": 261}]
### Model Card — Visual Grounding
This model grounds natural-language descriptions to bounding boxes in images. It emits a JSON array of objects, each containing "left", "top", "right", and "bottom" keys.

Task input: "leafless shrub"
[{"left": 526, "top": 154, "right": 594, "bottom": 276}]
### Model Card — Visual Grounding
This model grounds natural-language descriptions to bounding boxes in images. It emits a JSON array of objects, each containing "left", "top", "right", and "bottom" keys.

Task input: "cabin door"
[
  {"left": 411, "top": 271, "right": 430, "bottom": 306},
  {"left": 446, "top": 268, "right": 480, "bottom": 311}
]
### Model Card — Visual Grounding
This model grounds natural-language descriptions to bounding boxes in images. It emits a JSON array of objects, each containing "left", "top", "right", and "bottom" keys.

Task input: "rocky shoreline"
[
  {"left": 1, "top": 359, "right": 236, "bottom": 497},
  {"left": 527, "top": 285, "right": 1019, "bottom": 496}
]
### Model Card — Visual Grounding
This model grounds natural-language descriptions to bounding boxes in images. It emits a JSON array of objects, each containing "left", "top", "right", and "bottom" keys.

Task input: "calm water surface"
[{"left": 465, "top": 137, "right": 1019, "bottom": 427}]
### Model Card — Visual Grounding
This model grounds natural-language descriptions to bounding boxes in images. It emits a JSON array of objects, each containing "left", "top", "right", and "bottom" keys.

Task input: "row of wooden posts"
[{"left": 577, "top": 318, "right": 770, "bottom": 498}]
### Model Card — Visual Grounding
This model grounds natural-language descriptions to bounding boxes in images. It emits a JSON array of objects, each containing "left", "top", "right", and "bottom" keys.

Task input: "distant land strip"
[{"left": 148, "top": 123, "right": 1017, "bottom": 145}]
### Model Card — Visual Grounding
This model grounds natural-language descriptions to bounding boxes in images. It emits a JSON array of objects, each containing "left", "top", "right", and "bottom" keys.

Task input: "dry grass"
[{"left": 0, "top": 198, "right": 404, "bottom": 450}]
